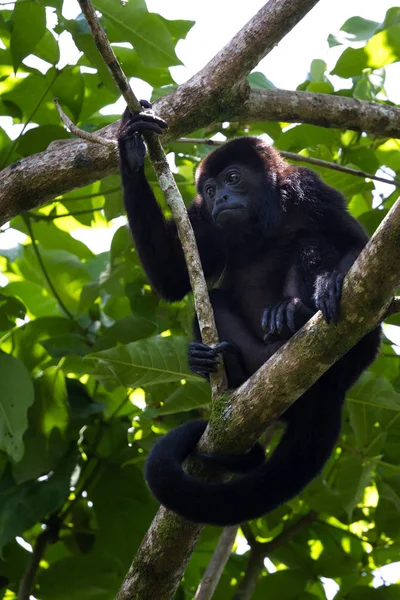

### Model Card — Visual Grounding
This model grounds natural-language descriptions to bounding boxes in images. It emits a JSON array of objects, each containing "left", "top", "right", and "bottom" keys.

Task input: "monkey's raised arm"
[{"left": 118, "top": 110, "right": 224, "bottom": 301}]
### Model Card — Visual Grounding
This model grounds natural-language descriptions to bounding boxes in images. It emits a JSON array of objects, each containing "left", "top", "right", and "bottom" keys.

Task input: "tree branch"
[
  {"left": 233, "top": 512, "right": 316, "bottom": 600},
  {"left": 242, "top": 89, "right": 400, "bottom": 138},
  {"left": 1, "top": 0, "right": 326, "bottom": 224},
  {"left": 194, "top": 526, "right": 238, "bottom": 600},
  {"left": 76, "top": 0, "right": 225, "bottom": 394},
  {"left": 18, "top": 531, "right": 49, "bottom": 600},
  {"left": 2, "top": 87, "right": 400, "bottom": 224},
  {"left": 200, "top": 197, "right": 400, "bottom": 455}
]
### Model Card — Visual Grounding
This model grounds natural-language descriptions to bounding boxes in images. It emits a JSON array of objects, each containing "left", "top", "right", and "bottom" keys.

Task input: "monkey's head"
[{"left": 195, "top": 137, "right": 291, "bottom": 236}]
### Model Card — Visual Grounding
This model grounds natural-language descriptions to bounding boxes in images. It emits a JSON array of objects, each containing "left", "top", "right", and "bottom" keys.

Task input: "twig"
[
  {"left": 30, "top": 206, "right": 104, "bottom": 221},
  {"left": 177, "top": 138, "right": 400, "bottom": 188},
  {"left": 232, "top": 512, "right": 316, "bottom": 600},
  {"left": 54, "top": 98, "right": 117, "bottom": 148},
  {"left": 194, "top": 526, "right": 238, "bottom": 600},
  {"left": 18, "top": 531, "right": 49, "bottom": 600},
  {"left": 18, "top": 516, "right": 61, "bottom": 600},
  {"left": 22, "top": 214, "right": 87, "bottom": 332},
  {"left": 76, "top": 0, "right": 225, "bottom": 397}
]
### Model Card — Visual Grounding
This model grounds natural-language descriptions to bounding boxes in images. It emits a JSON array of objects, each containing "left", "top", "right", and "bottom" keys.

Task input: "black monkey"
[{"left": 118, "top": 106, "right": 381, "bottom": 526}]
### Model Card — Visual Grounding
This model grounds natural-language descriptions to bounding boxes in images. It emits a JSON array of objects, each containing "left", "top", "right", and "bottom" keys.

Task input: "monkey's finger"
[
  {"left": 261, "top": 307, "right": 271, "bottom": 332},
  {"left": 276, "top": 300, "right": 289, "bottom": 334},
  {"left": 270, "top": 304, "right": 279, "bottom": 334},
  {"left": 125, "top": 112, "right": 168, "bottom": 129},
  {"left": 140, "top": 99, "right": 152, "bottom": 109},
  {"left": 286, "top": 301, "right": 296, "bottom": 332},
  {"left": 189, "top": 357, "right": 219, "bottom": 369},
  {"left": 122, "top": 120, "right": 166, "bottom": 136}
]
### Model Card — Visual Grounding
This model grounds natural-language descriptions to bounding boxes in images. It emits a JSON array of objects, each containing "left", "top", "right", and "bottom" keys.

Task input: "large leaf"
[
  {"left": 0, "top": 451, "right": 75, "bottom": 552},
  {"left": 87, "top": 336, "right": 200, "bottom": 388},
  {"left": 0, "top": 353, "right": 34, "bottom": 461},
  {"left": 10, "top": 0, "right": 46, "bottom": 71},
  {"left": 348, "top": 372, "right": 400, "bottom": 411},
  {"left": 94, "top": 0, "right": 182, "bottom": 68}
]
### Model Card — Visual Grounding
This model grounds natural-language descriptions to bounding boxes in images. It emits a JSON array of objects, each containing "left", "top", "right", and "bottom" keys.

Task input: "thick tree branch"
[
  {"left": 1, "top": 0, "right": 324, "bottom": 224},
  {"left": 2, "top": 88, "right": 400, "bottom": 224},
  {"left": 242, "top": 89, "right": 400, "bottom": 138},
  {"left": 155, "top": 0, "right": 321, "bottom": 136}
]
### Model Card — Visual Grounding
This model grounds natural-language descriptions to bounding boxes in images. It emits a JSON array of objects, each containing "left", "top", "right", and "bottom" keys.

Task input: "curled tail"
[{"left": 145, "top": 396, "right": 343, "bottom": 526}]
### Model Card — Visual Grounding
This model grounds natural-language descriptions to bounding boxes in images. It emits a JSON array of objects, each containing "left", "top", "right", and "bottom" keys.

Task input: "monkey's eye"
[
  {"left": 205, "top": 184, "right": 216, "bottom": 198},
  {"left": 226, "top": 171, "right": 240, "bottom": 184}
]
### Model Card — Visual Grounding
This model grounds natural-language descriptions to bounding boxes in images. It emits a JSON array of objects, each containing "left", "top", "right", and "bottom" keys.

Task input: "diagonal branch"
[{"left": 116, "top": 187, "right": 400, "bottom": 600}]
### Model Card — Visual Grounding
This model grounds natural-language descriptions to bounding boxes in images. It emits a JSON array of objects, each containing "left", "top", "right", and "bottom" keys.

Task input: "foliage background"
[{"left": 0, "top": 0, "right": 400, "bottom": 598}]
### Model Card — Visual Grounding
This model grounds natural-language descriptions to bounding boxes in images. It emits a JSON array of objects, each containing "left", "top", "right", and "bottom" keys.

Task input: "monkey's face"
[{"left": 202, "top": 164, "right": 261, "bottom": 228}]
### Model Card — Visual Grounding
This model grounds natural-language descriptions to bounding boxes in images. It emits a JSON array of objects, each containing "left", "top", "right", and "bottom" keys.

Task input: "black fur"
[{"left": 118, "top": 109, "right": 381, "bottom": 526}]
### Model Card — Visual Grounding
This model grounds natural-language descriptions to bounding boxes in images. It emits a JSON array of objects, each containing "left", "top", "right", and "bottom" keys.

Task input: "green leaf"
[
  {"left": 254, "top": 570, "right": 309, "bottom": 600},
  {"left": 0, "top": 451, "right": 75, "bottom": 552},
  {"left": 331, "top": 47, "right": 368, "bottom": 78},
  {"left": 42, "top": 334, "right": 92, "bottom": 358},
  {"left": 34, "top": 29, "right": 60, "bottom": 65},
  {"left": 340, "top": 16, "right": 379, "bottom": 42},
  {"left": 10, "top": 0, "right": 46, "bottom": 71},
  {"left": 38, "top": 555, "right": 120, "bottom": 600},
  {"left": 4, "top": 281, "right": 58, "bottom": 318},
  {"left": 17, "top": 125, "right": 70, "bottom": 157},
  {"left": 333, "top": 25, "right": 400, "bottom": 77},
  {"left": 94, "top": 0, "right": 181, "bottom": 68},
  {"left": 348, "top": 372, "right": 400, "bottom": 411},
  {"left": 0, "top": 353, "right": 34, "bottom": 462},
  {"left": 34, "top": 367, "right": 69, "bottom": 438},
  {"left": 86, "top": 336, "right": 200, "bottom": 388},
  {"left": 0, "top": 293, "right": 26, "bottom": 330},
  {"left": 52, "top": 67, "right": 84, "bottom": 122},
  {"left": 145, "top": 380, "right": 211, "bottom": 417},
  {"left": 10, "top": 367, "right": 69, "bottom": 482},
  {"left": 335, "top": 455, "right": 378, "bottom": 517},
  {"left": 247, "top": 72, "right": 276, "bottom": 89},
  {"left": 90, "top": 463, "right": 156, "bottom": 567}
]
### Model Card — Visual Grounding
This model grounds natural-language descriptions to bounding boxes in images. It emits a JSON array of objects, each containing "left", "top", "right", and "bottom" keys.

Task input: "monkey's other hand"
[
  {"left": 118, "top": 102, "right": 168, "bottom": 173},
  {"left": 188, "top": 340, "right": 234, "bottom": 379},
  {"left": 314, "top": 270, "right": 344, "bottom": 325},
  {"left": 262, "top": 298, "right": 314, "bottom": 342}
]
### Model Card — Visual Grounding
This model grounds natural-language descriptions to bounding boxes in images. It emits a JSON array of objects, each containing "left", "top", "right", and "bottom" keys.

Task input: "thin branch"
[
  {"left": 22, "top": 214, "right": 85, "bottom": 330},
  {"left": 54, "top": 98, "right": 117, "bottom": 148},
  {"left": 240, "top": 524, "right": 257, "bottom": 548},
  {"left": 194, "top": 526, "right": 238, "bottom": 600},
  {"left": 177, "top": 138, "right": 400, "bottom": 187},
  {"left": 18, "top": 531, "right": 49, "bottom": 600},
  {"left": 18, "top": 516, "right": 61, "bottom": 600},
  {"left": 233, "top": 512, "right": 316, "bottom": 600},
  {"left": 77, "top": 0, "right": 226, "bottom": 396},
  {"left": 30, "top": 207, "right": 104, "bottom": 221}
]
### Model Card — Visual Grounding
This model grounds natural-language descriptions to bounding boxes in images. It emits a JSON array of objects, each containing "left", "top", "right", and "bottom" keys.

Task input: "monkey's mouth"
[{"left": 213, "top": 206, "right": 247, "bottom": 226}]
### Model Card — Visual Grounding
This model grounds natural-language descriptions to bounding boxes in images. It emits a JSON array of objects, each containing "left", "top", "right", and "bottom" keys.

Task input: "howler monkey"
[{"left": 118, "top": 107, "right": 381, "bottom": 526}]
